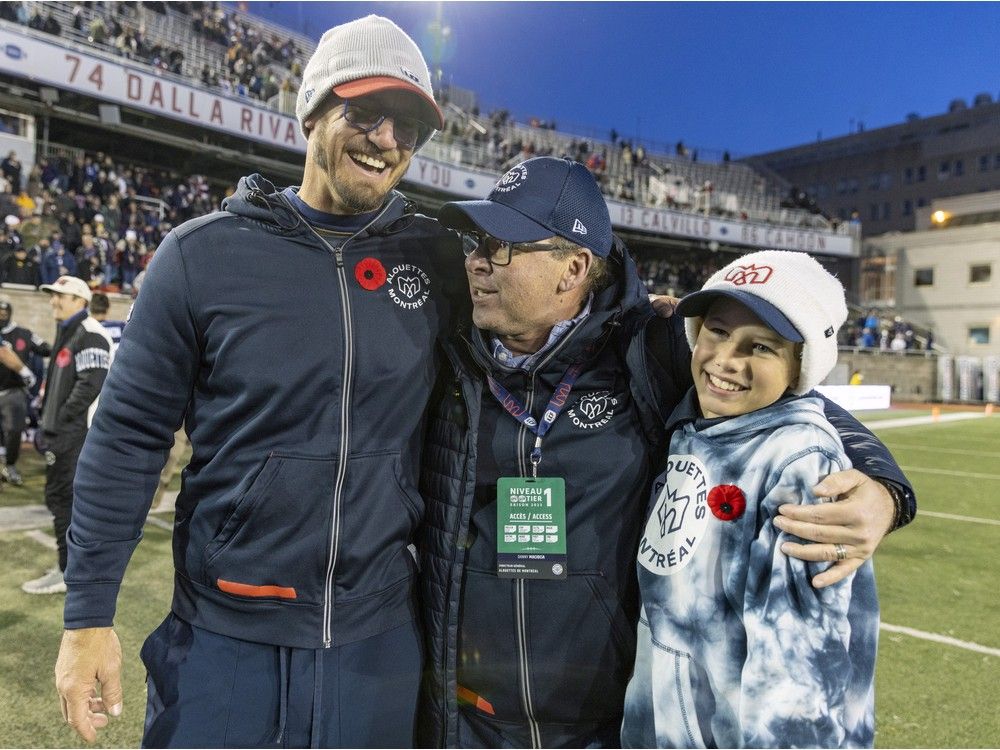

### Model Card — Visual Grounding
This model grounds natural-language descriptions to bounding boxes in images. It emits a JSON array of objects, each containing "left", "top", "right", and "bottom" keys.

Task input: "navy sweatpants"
[{"left": 140, "top": 613, "right": 422, "bottom": 748}]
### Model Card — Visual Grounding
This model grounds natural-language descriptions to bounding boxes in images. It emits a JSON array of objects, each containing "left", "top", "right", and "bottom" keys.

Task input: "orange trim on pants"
[{"left": 457, "top": 685, "right": 496, "bottom": 716}]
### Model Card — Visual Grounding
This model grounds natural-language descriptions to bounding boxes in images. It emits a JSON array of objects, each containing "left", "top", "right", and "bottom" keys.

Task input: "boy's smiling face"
[{"left": 691, "top": 297, "right": 801, "bottom": 419}]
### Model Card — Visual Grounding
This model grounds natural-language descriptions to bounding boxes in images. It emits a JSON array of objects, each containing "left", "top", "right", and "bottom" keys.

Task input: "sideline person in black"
[
  {"left": 0, "top": 299, "right": 50, "bottom": 484},
  {"left": 21, "top": 276, "right": 110, "bottom": 595}
]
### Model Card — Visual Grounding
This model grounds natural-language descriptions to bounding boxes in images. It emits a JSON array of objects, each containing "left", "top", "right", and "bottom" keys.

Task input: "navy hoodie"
[{"left": 65, "top": 175, "right": 467, "bottom": 648}]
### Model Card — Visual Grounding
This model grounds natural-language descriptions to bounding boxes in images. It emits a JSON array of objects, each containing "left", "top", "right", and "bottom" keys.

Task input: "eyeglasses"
[
  {"left": 461, "top": 232, "right": 558, "bottom": 268},
  {"left": 341, "top": 100, "right": 431, "bottom": 151}
]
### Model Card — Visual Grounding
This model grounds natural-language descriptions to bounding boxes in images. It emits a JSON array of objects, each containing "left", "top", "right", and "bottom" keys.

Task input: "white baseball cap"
[
  {"left": 295, "top": 15, "right": 443, "bottom": 136},
  {"left": 40, "top": 275, "right": 93, "bottom": 303},
  {"left": 677, "top": 250, "right": 848, "bottom": 394}
]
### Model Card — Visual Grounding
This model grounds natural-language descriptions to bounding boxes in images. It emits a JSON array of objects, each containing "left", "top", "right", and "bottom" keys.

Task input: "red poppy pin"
[
  {"left": 707, "top": 484, "right": 746, "bottom": 521},
  {"left": 355, "top": 257, "right": 387, "bottom": 291}
]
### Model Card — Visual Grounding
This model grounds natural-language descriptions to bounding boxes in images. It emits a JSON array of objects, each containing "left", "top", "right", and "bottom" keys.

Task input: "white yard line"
[
  {"left": 899, "top": 465, "right": 1000, "bottom": 480},
  {"left": 880, "top": 623, "right": 1000, "bottom": 658},
  {"left": 24, "top": 529, "right": 57, "bottom": 550},
  {"left": 868, "top": 412, "right": 990, "bottom": 430},
  {"left": 884, "top": 443, "right": 1000, "bottom": 459},
  {"left": 917, "top": 510, "right": 1000, "bottom": 527},
  {"left": 145, "top": 516, "right": 173, "bottom": 532}
]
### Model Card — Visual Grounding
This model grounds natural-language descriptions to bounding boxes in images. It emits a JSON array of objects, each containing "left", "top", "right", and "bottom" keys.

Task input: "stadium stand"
[{"left": 7, "top": 1, "right": 849, "bottom": 235}]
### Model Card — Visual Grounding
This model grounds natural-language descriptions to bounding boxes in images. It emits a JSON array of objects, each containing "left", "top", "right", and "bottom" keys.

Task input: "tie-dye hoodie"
[{"left": 622, "top": 390, "right": 878, "bottom": 749}]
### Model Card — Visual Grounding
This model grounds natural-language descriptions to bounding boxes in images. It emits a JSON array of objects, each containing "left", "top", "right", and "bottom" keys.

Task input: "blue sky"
[{"left": 246, "top": 2, "right": 1000, "bottom": 159}]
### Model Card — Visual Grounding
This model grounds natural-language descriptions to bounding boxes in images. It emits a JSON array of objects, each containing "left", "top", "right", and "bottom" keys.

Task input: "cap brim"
[
  {"left": 676, "top": 289, "right": 804, "bottom": 343},
  {"left": 439, "top": 200, "right": 557, "bottom": 243},
  {"left": 333, "top": 76, "right": 444, "bottom": 129}
]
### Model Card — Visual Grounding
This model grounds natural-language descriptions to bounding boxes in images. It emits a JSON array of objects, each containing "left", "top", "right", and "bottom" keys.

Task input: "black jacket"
[
  {"left": 40, "top": 310, "right": 110, "bottom": 435},
  {"left": 417, "top": 246, "right": 915, "bottom": 748},
  {"left": 418, "top": 245, "right": 691, "bottom": 748},
  {"left": 65, "top": 175, "right": 468, "bottom": 650}
]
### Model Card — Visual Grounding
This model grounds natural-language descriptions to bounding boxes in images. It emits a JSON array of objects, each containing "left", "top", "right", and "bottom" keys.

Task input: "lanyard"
[{"left": 487, "top": 362, "right": 584, "bottom": 479}]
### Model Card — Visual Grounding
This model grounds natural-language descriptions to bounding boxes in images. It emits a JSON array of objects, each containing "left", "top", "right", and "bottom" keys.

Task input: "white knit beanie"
[
  {"left": 678, "top": 250, "right": 848, "bottom": 394},
  {"left": 295, "top": 15, "right": 443, "bottom": 136}
]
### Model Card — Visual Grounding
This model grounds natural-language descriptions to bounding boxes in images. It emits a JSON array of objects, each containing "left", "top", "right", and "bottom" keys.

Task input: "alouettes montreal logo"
[
  {"left": 724, "top": 263, "right": 773, "bottom": 285},
  {"left": 491, "top": 164, "right": 528, "bottom": 194},
  {"left": 638, "top": 454, "right": 710, "bottom": 576},
  {"left": 568, "top": 391, "right": 617, "bottom": 430},
  {"left": 387, "top": 263, "right": 431, "bottom": 309}
]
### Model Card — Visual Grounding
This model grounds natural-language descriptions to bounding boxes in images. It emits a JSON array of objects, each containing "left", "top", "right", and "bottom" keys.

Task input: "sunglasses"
[
  {"left": 461, "top": 232, "right": 558, "bottom": 267},
  {"left": 341, "top": 100, "right": 431, "bottom": 151}
]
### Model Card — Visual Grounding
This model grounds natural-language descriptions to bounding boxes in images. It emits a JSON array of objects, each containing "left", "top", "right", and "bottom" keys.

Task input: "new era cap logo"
[
  {"left": 400, "top": 66, "right": 421, "bottom": 84},
  {"left": 304, "top": 88, "right": 314, "bottom": 103},
  {"left": 724, "top": 263, "right": 773, "bottom": 285},
  {"left": 571, "top": 219, "right": 588, "bottom": 235}
]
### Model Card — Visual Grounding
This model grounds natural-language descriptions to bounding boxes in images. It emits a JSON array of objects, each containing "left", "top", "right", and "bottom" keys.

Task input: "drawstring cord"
[
  {"left": 310, "top": 649, "right": 323, "bottom": 749},
  {"left": 274, "top": 646, "right": 289, "bottom": 745}
]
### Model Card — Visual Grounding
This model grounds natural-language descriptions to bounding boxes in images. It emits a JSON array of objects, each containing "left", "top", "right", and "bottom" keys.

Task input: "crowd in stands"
[
  {"left": 0, "top": 149, "right": 221, "bottom": 292},
  {"left": 3, "top": 1, "right": 304, "bottom": 106},
  {"left": 842, "top": 309, "right": 931, "bottom": 351},
  {"left": 634, "top": 253, "right": 725, "bottom": 297},
  {"left": 4, "top": 1, "right": 837, "bottom": 232}
]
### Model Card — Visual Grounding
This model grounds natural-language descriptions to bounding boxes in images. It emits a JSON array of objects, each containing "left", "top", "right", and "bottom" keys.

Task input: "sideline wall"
[
  {"left": 0, "top": 286, "right": 132, "bottom": 344},
  {"left": 836, "top": 351, "right": 937, "bottom": 402}
]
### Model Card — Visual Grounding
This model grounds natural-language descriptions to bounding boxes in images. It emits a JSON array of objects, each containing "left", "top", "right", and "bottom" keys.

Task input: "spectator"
[
  {"left": 2, "top": 245, "right": 40, "bottom": 286},
  {"left": 41, "top": 237, "right": 78, "bottom": 285},
  {"left": 2, "top": 151, "right": 22, "bottom": 192},
  {"left": 22, "top": 277, "right": 111, "bottom": 595}
]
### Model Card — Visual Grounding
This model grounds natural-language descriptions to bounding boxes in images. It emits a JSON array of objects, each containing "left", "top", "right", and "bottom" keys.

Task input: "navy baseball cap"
[
  {"left": 676, "top": 289, "right": 804, "bottom": 343},
  {"left": 439, "top": 156, "right": 613, "bottom": 257}
]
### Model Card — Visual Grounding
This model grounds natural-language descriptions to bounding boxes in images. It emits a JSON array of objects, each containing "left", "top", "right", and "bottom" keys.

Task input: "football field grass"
[{"left": 1, "top": 414, "right": 998, "bottom": 747}]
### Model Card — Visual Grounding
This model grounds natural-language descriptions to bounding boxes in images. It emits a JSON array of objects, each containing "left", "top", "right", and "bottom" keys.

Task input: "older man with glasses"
[{"left": 417, "top": 156, "right": 915, "bottom": 748}]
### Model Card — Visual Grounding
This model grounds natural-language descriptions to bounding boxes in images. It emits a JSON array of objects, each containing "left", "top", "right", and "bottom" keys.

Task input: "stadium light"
[{"left": 931, "top": 210, "right": 950, "bottom": 226}]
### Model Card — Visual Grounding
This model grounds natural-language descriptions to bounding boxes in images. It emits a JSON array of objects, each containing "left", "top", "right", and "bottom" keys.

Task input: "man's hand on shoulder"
[
  {"left": 648, "top": 294, "right": 680, "bottom": 318},
  {"left": 55, "top": 627, "right": 124, "bottom": 743},
  {"left": 774, "top": 468, "right": 894, "bottom": 589}
]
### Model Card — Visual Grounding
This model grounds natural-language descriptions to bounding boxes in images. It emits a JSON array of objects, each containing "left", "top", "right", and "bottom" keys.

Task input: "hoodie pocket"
[
  {"left": 203, "top": 453, "right": 336, "bottom": 605},
  {"left": 525, "top": 572, "right": 638, "bottom": 724},
  {"left": 647, "top": 624, "right": 708, "bottom": 749},
  {"left": 331, "top": 450, "right": 422, "bottom": 601}
]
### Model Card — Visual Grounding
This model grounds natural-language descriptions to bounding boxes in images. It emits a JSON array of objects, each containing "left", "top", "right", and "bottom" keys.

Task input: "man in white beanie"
[
  {"left": 54, "top": 15, "right": 463, "bottom": 747},
  {"left": 22, "top": 276, "right": 110, "bottom": 596},
  {"left": 624, "top": 251, "right": 879, "bottom": 748}
]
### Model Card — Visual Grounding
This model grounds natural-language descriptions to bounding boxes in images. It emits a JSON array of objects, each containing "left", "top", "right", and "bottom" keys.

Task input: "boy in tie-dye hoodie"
[{"left": 622, "top": 250, "right": 878, "bottom": 749}]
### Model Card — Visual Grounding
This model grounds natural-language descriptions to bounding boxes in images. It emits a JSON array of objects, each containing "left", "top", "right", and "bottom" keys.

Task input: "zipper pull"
[{"left": 334, "top": 246, "right": 344, "bottom": 268}]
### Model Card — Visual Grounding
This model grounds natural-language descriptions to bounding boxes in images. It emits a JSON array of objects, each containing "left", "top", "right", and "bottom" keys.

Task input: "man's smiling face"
[{"left": 302, "top": 91, "right": 424, "bottom": 214}]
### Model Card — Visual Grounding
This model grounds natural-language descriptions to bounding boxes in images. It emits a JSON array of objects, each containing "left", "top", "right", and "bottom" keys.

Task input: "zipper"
[
  {"left": 289, "top": 195, "right": 400, "bottom": 648},
  {"left": 511, "top": 325, "right": 585, "bottom": 748}
]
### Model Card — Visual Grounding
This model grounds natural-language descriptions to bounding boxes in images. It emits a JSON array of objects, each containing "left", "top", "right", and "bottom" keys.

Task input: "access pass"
[{"left": 497, "top": 477, "right": 567, "bottom": 579}]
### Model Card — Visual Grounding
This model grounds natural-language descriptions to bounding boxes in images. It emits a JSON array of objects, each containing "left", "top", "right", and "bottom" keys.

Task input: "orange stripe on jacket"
[
  {"left": 456, "top": 685, "right": 496, "bottom": 716},
  {"left": 217, "top": 578, "right": 297, "bottom": 599}
]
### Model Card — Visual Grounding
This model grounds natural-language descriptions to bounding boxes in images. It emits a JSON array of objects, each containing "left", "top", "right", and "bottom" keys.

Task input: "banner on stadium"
[
  {"left": 0, "top": 24, "right": 306, "bottom": 151},
  {"left": 404, "top": 154, "right": 856, "bottom": 256},
  {"left": 0, "top": 24, "right": 854, "bottom": 256}
]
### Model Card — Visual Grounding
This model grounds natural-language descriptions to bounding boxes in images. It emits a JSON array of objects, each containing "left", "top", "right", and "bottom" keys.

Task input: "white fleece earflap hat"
[{"left": 676, "top": 250, "right": 848, "bottom": 394}]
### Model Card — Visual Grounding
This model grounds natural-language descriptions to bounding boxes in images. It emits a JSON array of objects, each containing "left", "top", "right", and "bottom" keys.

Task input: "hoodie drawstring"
[
  {"left": 310, "top": 649, "right": 323, "bottom": 749},
  {"left": 273, "top": 646, "right": 289, "bottom": 745}
]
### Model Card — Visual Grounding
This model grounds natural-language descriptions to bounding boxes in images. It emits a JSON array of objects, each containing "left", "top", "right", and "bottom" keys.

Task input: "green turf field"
[{"left": 1, "top": 416, "right": 997, "bottom": 747}]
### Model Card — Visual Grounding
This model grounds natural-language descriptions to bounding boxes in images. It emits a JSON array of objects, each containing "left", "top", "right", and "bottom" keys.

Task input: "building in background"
[
  {"left": 863, "top": 190, "right": 1000, "bottom": 356},
  {"left": 746, "top": 96, "right": 1000, "bottom": 237}
]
